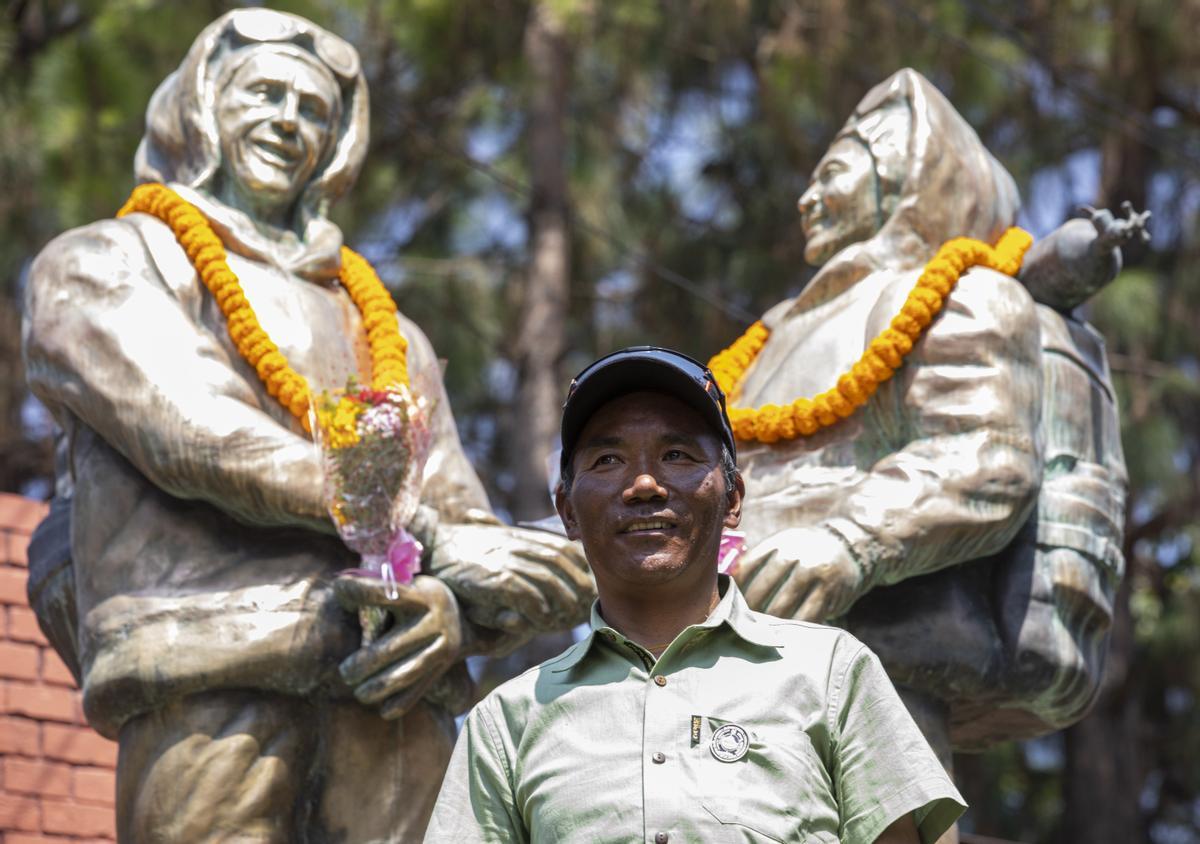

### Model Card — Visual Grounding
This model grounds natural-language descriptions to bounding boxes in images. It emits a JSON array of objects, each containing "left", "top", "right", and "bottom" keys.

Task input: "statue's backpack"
[
  {"left": 986, "top": 304, "right": 1127, "bottom": 736},
  {"left": 974, "top": 214, "right": 1132, "bottom": 744},
  {"left": 27, "top": 490, "right": 79, "bottom": 683}
]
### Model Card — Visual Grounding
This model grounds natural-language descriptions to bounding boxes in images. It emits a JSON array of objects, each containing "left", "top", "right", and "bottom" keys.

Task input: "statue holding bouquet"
[
  {"left": 713, "top": 68, "right": 1144, "bottom": 777},
  {"left": 22, "top": 9, "right": 592, "bottom": 841}
]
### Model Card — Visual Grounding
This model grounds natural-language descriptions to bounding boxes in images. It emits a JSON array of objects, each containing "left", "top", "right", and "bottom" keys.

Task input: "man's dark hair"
[{"left": 559, "top": 444, "right": 740, "bottom": 505}]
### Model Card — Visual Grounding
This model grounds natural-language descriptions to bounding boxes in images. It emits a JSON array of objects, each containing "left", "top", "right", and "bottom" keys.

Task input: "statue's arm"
[
  {"left": 831, "top": 271, "right": 1044, "bottom": 584},
  {"left": 398, "top": 312, "right": 494, "bottom": 520},
  {"left": 738, "top": 272, "right": 1043, "bottom": 621},
  {"left": 330, "top": 319, "right": 591, "bottom": 717},
  {"left": 398, "top": 317, "right": 594, "bottom": 651},
  {"left": 22, "top": 219, "right": 329, "bottom": 531}
]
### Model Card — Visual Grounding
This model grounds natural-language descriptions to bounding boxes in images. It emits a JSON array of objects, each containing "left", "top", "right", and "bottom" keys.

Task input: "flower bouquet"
[{"left": 311, "top": 379, "right": 434, "bottom": 642}]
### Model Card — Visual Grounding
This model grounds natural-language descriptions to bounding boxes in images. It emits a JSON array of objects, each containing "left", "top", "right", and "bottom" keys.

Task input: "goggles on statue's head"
[
  {"left": 228, "top": 8, "right": 360, "bottom": 81},
  {"left": 559, "top": 346, "right": 736, "bottom": 477}
]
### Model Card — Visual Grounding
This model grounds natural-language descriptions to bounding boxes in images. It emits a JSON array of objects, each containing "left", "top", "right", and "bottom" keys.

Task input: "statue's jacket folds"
[{"left": 23, "top": 186, "right": 501, "bottom": 737}]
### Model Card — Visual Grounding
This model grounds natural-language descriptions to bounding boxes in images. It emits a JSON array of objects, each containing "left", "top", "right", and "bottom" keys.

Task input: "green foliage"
[{"left": 1092, "top": 269, "right": 1161, "bottom": 348}]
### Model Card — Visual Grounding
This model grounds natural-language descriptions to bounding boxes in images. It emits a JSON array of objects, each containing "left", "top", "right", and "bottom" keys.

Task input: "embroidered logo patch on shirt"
[
  {"left": 691, "top": 715, "right": 702, "bottom": 747},
  {"left": 710, "top": 723, "right": 750, "bottom": 762}
]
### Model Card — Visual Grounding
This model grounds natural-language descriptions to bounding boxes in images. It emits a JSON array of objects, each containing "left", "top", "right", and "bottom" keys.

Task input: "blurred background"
[{"left": 1, "top": 1, "right": 1197, "bottom": 840}]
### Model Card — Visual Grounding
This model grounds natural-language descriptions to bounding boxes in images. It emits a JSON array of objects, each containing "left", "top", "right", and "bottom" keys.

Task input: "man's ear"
[
  {"left": 724, "top": 472, "right": 745, "bottom": 530},
  {"left": 554, "top": 483, "right": 581, "bottom": 541}
]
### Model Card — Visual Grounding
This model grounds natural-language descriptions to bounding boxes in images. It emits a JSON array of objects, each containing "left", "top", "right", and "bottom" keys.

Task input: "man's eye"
[
  {"left": 593, "top": 454, "right": 620, "bottom": 466},
  {"left": 663, "top": 449, "right": 687, "bottom": 461}
]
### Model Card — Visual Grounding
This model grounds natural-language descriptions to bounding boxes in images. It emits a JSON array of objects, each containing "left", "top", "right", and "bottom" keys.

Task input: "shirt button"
[
  {"left": 655, "top": 833, "right": 669, "bottom": 843},
  {"left": 652, "top": 751, "right": 666, "bottom": 764},
  {"left": 653, "top": 674, "right": 667, "bottom": 687}
]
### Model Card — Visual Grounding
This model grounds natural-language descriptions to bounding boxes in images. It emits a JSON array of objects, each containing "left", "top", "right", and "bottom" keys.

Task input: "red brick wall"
[{"left": 0, "top": 494, "right": 116, "bottom": 843}]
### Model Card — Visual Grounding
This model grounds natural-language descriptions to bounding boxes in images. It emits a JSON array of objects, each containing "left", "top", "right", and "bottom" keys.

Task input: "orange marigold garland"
[
  {"left": 709, "top": 227, "right": 1034, "bottom": 444},
  {"left": 117, "top": 183, "right": 409, "bottom": 432}
]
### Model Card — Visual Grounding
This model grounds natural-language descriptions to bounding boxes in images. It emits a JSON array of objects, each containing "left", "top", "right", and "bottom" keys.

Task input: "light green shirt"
[{"left": 426, "top": 577, "right": 965, "bottom": 843}]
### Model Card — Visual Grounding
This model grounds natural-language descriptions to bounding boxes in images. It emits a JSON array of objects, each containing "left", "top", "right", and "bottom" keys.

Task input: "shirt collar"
[{"left": 548, "top": 575, "right": 783, "bottom": 673}]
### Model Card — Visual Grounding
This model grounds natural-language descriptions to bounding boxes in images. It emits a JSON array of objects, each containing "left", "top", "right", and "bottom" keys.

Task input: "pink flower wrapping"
[{"left": 718, "top": 530, "right": 746, "bottom": 576}]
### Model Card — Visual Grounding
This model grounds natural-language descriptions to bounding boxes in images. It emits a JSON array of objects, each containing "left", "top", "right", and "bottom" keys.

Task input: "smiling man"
[{"left": 425, "top": 348, "right": 966, "bottom": 844}]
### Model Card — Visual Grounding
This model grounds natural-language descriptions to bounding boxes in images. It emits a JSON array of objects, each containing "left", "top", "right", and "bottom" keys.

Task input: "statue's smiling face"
[
  {"left": 216, "top": 50, "right": 340, "bottom": 219},
  {"left": 797, "top": 136, "right": 882, "bottom": 267}
]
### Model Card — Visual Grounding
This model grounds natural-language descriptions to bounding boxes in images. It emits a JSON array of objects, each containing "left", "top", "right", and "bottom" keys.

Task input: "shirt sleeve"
[
  {"left": 425, "top": 702, "right": 528, "bottom": 843},
  {"left": 828, "top": 638, "right": 966, "bottom": 844}
]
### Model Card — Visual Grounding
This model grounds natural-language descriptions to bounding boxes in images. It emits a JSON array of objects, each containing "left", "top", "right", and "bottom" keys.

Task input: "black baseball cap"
[{"left": 559, "top": 347, "right": 736, "bottom": 476}]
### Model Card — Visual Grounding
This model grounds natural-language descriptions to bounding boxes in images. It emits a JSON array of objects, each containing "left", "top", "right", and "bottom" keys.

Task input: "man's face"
[
  {"left": 216, "top": 50, "right": 339, "bottom": 219},
  {"left": 797, "top": 136, "right": 881, "bottom": 266},
  {"left": 556, "top": 391, "right": 742, "bottom": 594}
]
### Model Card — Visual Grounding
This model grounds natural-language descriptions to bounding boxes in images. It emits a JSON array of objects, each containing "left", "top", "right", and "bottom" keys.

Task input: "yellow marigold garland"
[
  {"left": 117, "top": 183, "right": 410, "bottom": 433},
  {"left": 709, "top": 227, "right": 1034, "bottom": 444}
]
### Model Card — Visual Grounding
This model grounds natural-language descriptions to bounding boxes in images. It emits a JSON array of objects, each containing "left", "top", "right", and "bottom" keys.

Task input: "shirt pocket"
[
  {"left": 696, "top": 716, "right": 830, "bottom": 844},
  {"left": 701, "top": 801, "right": 798, "bottom": 843}
]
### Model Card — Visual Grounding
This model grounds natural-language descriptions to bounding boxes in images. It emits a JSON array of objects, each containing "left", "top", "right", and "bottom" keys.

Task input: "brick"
[
  {"left": 42, "top": 724, "right": 117, "bottom": 767},
  {"left": 42, "top": 797, "right": 116, "bottom": 838},
  {"left": 2, "top": 758, "right": 73, "bottom": 797},
  {"left": 40, "top": 650, "right": 76, "bottom": 688},
  {"left": 4, "top": 835, "right": 64, "bottom": 844},
  {"left": 8, "top": 606, "right": 48, "bottom": 646},
  {"left": 0, "top": 641, "right": 40, "bottom": 681},
  {"left": 4, "top": 681, "right": 78, "bottom": 723},
  {"left": 0, "top": 715, "right": 40, "bottom": 755},
  {"left": 0, "top": 567, "right": 29, "bottom": 605},
  {"left": 0, "top": 494, "right": 49, "bottom": 535},
  {"left": 0, "top": 792, "right": 41, "bottom": 831},
  {"left": 5, "top": 529, "right": 33, "bottom": 568},
  {"left": 73, "top": 767, "right": 116, "bottom": 806}
]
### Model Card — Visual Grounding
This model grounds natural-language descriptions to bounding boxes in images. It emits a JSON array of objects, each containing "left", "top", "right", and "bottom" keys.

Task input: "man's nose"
[{"left": 624, "top": 472, "right": 667, "bottom": 502}]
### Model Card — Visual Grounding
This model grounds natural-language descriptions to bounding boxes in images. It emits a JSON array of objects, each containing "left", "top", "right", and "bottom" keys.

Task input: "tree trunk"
[
  {"left": 1060, "top": 3, "right": 1155, "bottom": 840},
  {"left": 1098, "top": 0, "right": 1151, "bottom": 215},
  {"left": 1060, "top": 572, "right": 1142, "bottom": 843},
  {"left": 511, "top": 1, "right": 571, "bottom": 521}
]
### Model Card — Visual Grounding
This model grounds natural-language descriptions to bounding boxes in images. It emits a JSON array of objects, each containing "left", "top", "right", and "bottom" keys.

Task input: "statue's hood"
[
  {"left": 133, "top": 9, "right": 370, "bottom": 280},
  {"left": 776, "top": 68, "right": 1020, "bottom": 319}
]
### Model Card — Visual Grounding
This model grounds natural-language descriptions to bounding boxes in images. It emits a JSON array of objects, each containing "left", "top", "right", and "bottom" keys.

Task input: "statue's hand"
[
  {"left": 1082, "top": 201, "right": 1152, "bottom": 251},
  {"left": 736, "top": 528, "right": 866, "bottom": 622},
  {"left": 334, "top": 574, "right": 465, "bottom": 719},
  {"left": 427, "top": 523, "right": 595, "bottom": 640}
]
